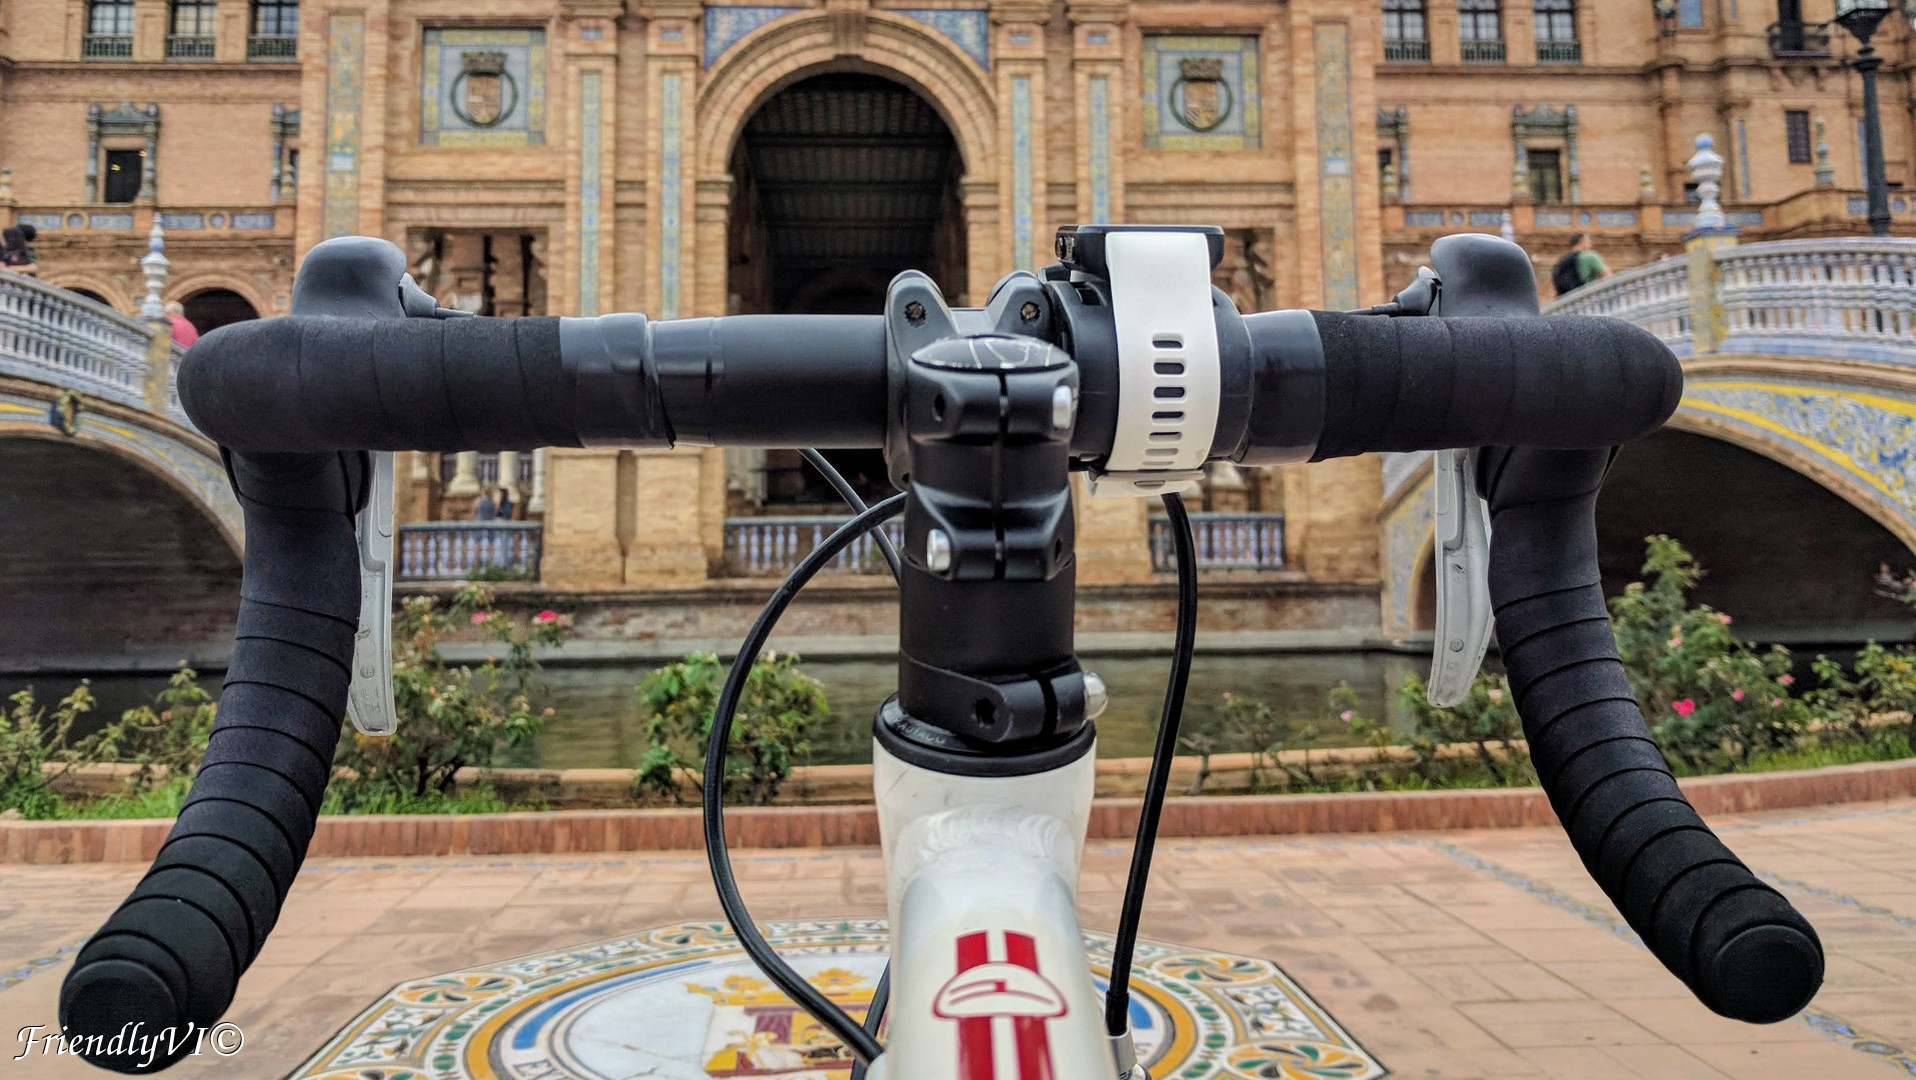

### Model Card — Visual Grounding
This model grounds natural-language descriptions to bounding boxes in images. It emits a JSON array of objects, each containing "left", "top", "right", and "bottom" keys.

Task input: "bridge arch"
[
  {"left": 41, "top": 272, "right": 134, "bottom": 313},
  {"left": 0, "top": 430, "right": 241, "bottom": 667}
]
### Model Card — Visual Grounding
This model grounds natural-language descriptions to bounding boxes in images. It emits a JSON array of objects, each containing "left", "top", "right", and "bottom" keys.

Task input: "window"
[
  {"left": 250, "top": 0, "right": 299, "bottom": 59},
  {"left": 103, "top": 149, "right": 143, "bottom": 203},
  {"left": 253, "top": 0, "right": 298, "bottom": 37},
  {"left": 84, "top": 0, "right": 134, "bottom": 57},
  {"left": 88, "top": 0, "right": 133, "bottom": 36},
  {"left": 1535, "top": 0, "right": 1575, "bottom": 41},
  {"left": 168, "top": 0, "right": 217, "bottom": 57},
  {"left": 1459, "top": 0, "right": 1506, "bottom": 62},
  {"left": 1383, "top": 0, "right": 1431, "bottom": 61},
  {"left": 1785, "top": 110, "right": 1812, "bottom": 164},
  {"left": 1678, "top": 0, "right": 1703, "bottom": 27},
  {"left": 1526, "top": 149, "right": 1563, "bottom": 204}
]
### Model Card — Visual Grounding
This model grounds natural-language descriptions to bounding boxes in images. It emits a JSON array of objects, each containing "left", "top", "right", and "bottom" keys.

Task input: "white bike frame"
[{"left": 865, "top": 741, "right": 1115, "bottom": 1080}]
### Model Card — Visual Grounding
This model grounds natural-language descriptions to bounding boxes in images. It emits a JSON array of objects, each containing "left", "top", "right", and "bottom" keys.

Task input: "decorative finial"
[
  {"left": 1638, "top": 167, "right": 1656, "bottom": 201},
  {"left": 139, "top": 221, "right": 170, "bottom": 320},
  {"left": 1813, "top": 117, "right": 1835, "bottom": 187},
  {"left": 1687, "top": 133, "right": 1727, "bottom": 231},
  {"left": 1380, "top": 161, "right": 1399, "bottom": 202},
  {"left": 1499, "top": 208, "right": 1516, "bottom": 244}
]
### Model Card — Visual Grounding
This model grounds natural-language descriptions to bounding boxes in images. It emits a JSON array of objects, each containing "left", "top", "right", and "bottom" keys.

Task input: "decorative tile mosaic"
[
  {"left": 17, "top": 213, "right": 63, "bottom": 231},
  {"left": 897, "top": 9, "right": 989, "bottom": 68},
  {"left": 579, "top": 71, "right": 603, "bottom": 318},
  {"left": 1089, "top": 76, "right": 1111, "bottom": 224},
  {"left": 158, "top": 213, "right": 204, "bottom": 230},
  {"left": 286, "top": 919, "right": 1385, "bottom": 1080},
  {"left": 704, "top": 6, "right": 801, "bottom": 67},
  {"left": 231, "top": 211, "right": 277, "bottom": 230},
  {"left": 87, "top": 214, "right": 134, "bottom": 231},
  {"left": 1735, "top": 116, "right": 1752, "bottom": 199},
  {"left": 1313, "top": 23, "right": 1359, "bottom": 311},
  {"left": 420, "top": 28, "right": 547, "bottom": 147},
  {"left": 1141, "top": 36, "right": 1260, "bottom": 150},
  {"left": 1681, "top": 378, "right": 1916, "bottom": 540},
  {"left": 1532, "top": 209, "right": 1573, "bottom": 227},
  {"left": 322, "top": 14, "right": 365, "bottom": 239},
  {"left": 1594, "top": 210, "right": 1637, "bottom": 226},
  {"left": 660, "top": 72, "right": 685, "bottom": 320},
  {"left": 1012, "top": 76, "right": 1034, "bottom": 271},
  {"left": 1403, "top": 209, "right": 1444, "bottom": 227}
]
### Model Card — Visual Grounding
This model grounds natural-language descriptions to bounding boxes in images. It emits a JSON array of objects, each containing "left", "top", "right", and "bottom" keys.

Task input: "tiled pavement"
[{"left": 7, "top": 799, "right": 1916, "bottom": 1079}]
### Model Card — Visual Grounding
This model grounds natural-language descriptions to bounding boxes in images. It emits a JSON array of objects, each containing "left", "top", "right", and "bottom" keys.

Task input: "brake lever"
[
  {"left": 347, "top": 449, "right": 397, "bottom": 735},
  {"left": 1426, "top": 447, "right": 1494, "bottom": 708}
]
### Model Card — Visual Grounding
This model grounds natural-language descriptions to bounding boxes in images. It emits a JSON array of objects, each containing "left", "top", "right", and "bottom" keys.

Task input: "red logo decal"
[{"left": 937, "top": 931, "right": 1063, "bottom": 1080}]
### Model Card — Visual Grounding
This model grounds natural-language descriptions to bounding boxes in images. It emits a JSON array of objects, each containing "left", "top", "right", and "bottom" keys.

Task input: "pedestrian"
[
  {"left": 474, "top": 487, "right": 498, "bottom": 521},
  {"left": 163, "top": 301, "right": 199, "bottom": 347},
  {"left": 1549, "top": 233, "right": 1609, "bottom": 297},
  {"left": 1, "top": 227, "right": 36, "bottom": 276}
]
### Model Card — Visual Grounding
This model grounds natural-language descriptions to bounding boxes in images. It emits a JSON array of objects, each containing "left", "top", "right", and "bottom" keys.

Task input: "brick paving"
[{"left": 6, "top": 799, "right": 1916, "bottom": 1079}]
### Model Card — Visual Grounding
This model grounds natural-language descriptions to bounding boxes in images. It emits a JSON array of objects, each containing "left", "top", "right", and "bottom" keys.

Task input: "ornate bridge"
[
  {"left": 1380, "top": 236, "right": 1916, "bottom": 639},
  {"left": 0, "top": 270, "right": 243, "bottom": 668}
]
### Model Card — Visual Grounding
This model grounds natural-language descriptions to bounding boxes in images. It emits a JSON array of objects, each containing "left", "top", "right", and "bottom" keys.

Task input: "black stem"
[
  {"left": 847, "top": 965, "right": 892, "bottom": 1080},
  {"left": 703, "top": 494, "right": 906, "bottom": 1066},
  {"left": 1104, "top": 492, "right": 1199, "bottom": 1036}
]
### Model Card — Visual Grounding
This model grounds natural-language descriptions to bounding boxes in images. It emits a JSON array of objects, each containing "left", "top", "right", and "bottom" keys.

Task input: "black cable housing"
[
  {"left": 703, "top": 493, "right": 906, "bottom": 1067},
  {"left": 800, "top": 448, "right": 901, "bottom": 580},
  {"left": 1103, "top": 492, "right": 1199, "bottom": 1036}
]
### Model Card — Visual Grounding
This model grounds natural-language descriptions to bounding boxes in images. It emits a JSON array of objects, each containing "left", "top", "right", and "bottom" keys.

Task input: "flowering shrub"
[
  {"left": 633, "top": 650, "right": 829, "bottom": 806},
  {"left": 1395, "top": 671, "right": 1531, "bottom": 786},
  {"left": 1608, "top": 536, "right": 1815, "bottom": 773},
  {"left": 327, "top": 586, "right": 568, "bottom": 810},
  {"left": 0, "top": 683, "right": 101, "bottom": 817},
  {"left": 94, "top": 665, "right": 217, "bottom": 792}
]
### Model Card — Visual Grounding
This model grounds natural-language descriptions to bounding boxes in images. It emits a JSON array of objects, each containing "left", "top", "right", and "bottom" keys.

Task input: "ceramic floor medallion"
[{"left": 289, "top": 919, "right": 1385, "bottom": 1080}]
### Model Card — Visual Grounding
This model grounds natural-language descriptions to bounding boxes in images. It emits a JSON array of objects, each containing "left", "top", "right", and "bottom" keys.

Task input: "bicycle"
[{"left": 59, "top": 225, "right": 1824, "bottom": 1078}]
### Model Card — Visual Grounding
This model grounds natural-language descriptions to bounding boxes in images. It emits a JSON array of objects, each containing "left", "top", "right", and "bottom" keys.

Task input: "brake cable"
[
  {"left": 1105, "top": 492, "right": 1198, "bottom": 1044},
  {"left": 703, "top": 492, "right": 905, "bottom": 1066}
]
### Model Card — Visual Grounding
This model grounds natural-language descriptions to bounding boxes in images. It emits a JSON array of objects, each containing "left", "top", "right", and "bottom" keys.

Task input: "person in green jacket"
[{"left": 1550, "top": 232, "right": 1611, "bottom": 296}]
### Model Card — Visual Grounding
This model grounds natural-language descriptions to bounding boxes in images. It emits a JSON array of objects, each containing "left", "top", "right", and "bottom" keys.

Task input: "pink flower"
[
  {"left": 1487, "top": 688, "right": 1504, "bottom": 703},
  {"left": 1771, "top": 697, "right": 1784, "bottom": 707},
  {"left": 1340, "top": 710, "right": 1354, "bottom": 722},
  {"left": 1731, "top": 688, "right": 1745, "bottom": 701},
  {"left": 470, "top": 612, "right": 488, "bottom": 625},
  {"left": 1718, "top": 613, "right": 1733, "bottom": 625},
  {"left": 541, "top": 707, "right": 556, "bottom": 716},
  {"left": 1668, "top": 636, "right": 1683, "bottom": 648},
  {"left": 1778, "top": 674, "right": 1795, "bottom": 686},
  {"left": 535, "top": 610, "right": 559, "bottom": 623},
  {"left": 1672, "top": 699, "right": 1697, "bottom": 717}
]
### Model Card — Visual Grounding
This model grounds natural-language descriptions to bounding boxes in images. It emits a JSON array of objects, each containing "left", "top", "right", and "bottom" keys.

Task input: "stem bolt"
[
  {"left": 1020, "top": 300, "right": 1041, "bottom": 323},
  {"left": 926, "top": 528, "right": 952, "bottom": 572},
  {"left": 1084, "top": 671, "right": 1109, "bottom": 719},
  {"left": 1051, "top": 385, "right": 1074, "bottom": 432}
]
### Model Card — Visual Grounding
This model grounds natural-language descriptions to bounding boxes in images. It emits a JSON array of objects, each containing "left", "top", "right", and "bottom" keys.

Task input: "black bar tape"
[
  {"left": 59, "top": 451, "right": 364, "bottom": 1072},
  {"left": 178, "top": 315, "right": 614, "bottom": 453},
  {"left": 1305, "top": 313, "right": 1682, "bottom": 459},
  {"left": 1481, "top": 445, "right": 1823, "bottom": 1024}
]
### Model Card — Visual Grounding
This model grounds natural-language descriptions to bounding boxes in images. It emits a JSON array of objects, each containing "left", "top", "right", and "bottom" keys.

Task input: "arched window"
[
  {"left": 1383, "top": 0, "right": 1431, "bottom": 63},
  {"left": 167, "top": 1, "right": 218, "bottom": 59},
  {"left": 1458, "top": 0, "right": 1506, "bottom": 63},
  {"left": 250, "top": 0, "right": 300, "bottom": 60},
  {"left": 83, "top": 0, "right": 134, "bottom": 58},
  {"left": 1535, "top": 0, "right": 1580, "bottom": 63}
]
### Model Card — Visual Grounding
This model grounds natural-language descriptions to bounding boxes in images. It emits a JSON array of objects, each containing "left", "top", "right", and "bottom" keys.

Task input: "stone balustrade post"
[
  {"left": 1683, "top": 133, "right": 1737, "bottom": 356},
  {"left": 527, "top": 447, "right": 548, "bottom": 515},
  {"left": 446, "top": 450, "right": 482, "bottom": 497}
]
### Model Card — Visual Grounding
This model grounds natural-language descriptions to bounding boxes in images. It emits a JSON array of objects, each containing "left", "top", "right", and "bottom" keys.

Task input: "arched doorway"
[
  {"left": 66, "top": 287, "right": 114, "bottom": 308},
  {"left": 726, "top": 71, "right": 965, "bottom": 510},
  {"left": 0, "top": 437, "right": 241, "bottom": 664},
  {"left": 181, "top": 288, "right": 259, "bottom": 334},
  {"left": 1598, "top": 430, "right": 1914, "bottom": 642}
]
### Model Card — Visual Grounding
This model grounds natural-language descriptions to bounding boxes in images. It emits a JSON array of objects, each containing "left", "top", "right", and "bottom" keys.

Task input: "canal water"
[{"left": 6, "top": 651, "right": 1427, "bottom": 769}]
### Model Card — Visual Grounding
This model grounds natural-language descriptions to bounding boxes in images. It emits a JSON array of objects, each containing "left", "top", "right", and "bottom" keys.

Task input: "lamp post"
[{"left": 1835, "top": 0, "right": 1898, "bottom": 237}]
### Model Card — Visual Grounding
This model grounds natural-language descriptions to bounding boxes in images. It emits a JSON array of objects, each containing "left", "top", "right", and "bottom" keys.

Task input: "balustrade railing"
[
  {"left": 248, "top": 34, "right": 298, "bottom": 60},
  {"left": 81, "top": 35, "right": 133, "bottom": 59},
  {"left": 1149, "top": 513, "right": 1285, "bottom": 573},
  {"left": 0, "top": 273, "right": 184, "bottom": 419},
  {"left": 165, "top": 35, "right": 217, "bottom": 59},
  {"left": 1542, "top": 255, "right": 1693, "bottom": 350},
  {"left": 1383, "top": 38, "right": 1430, "bottom": 63},
  {"left": 398, "top": 522, "right": 545, "bottom": 581},
  {"left": 1715, "top": 240, "right": 1916, "bottom": 360},
  {"left": 724, "top": 516, "right": 906, "bottom": 577}
]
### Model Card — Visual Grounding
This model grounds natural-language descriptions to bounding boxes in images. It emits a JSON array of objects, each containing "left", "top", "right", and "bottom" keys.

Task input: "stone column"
[
  {"left": 626, "top": 448, "right": 714, "bottom": 585},
  {"left": 527, "top": 447, "right": 548, "bottom": 515},
  {"left": 446, "top": 451, "right": 482, "bottom": 497},
  {"left": 1282, "top": 456, "right": 1382, "bottom": 583},
  {"left": 498, "top": 449, "right": 522, "bottom": 507},
  {"left": 993, "top": 2, "right": 1049, "bottom": 275}
]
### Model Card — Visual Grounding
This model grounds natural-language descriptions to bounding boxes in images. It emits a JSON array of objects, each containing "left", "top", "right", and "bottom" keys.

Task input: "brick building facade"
[{"left": 0, "top": 0, "right": 1906, "bottom": 627}]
